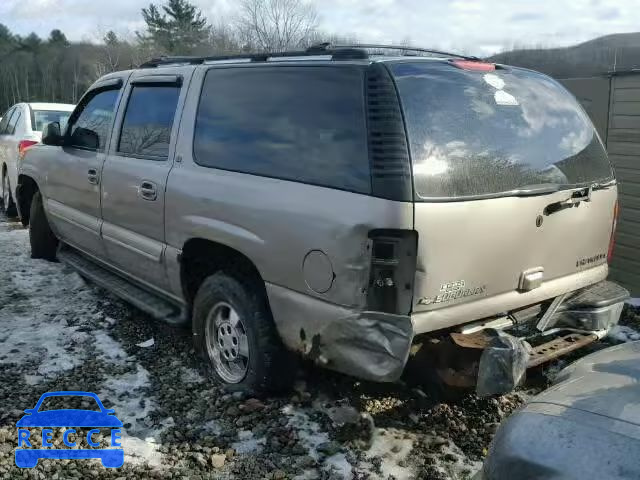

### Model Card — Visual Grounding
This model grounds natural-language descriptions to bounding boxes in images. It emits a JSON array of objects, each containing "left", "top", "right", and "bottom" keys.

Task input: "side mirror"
[
  {"left": 70, "top": 127, "right": 99, "bottom": 150},
  {"left": 23, "top": 409, "right": 35, "bottom": 414},
  {"left": 42, "top": 122, "right": 63, "bottom": 146}
]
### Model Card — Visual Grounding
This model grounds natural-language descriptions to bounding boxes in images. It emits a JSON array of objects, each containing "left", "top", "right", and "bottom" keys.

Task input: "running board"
[{"left": 58, "top": 247, "right": 187, "bottom": 326}]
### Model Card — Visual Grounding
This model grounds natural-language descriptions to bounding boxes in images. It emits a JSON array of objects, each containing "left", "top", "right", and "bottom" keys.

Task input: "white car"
[{"left": 0, "top": 102, "right": 75, "bottom": 218}]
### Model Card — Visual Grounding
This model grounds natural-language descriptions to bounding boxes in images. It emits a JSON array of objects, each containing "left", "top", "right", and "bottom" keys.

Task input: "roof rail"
[
  {"left": 138, "top": 46, "right": 367, "bottom": 68},
  {"left": 328, "top": 43, "right": 479, "bottom": 61},
  {"left": 138, "top": 43, "right": 476, "bottom": 68}
]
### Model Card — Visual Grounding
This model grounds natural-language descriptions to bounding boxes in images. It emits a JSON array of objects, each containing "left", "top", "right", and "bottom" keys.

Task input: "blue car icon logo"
[{"left": 16, "top": 391, "right": 124, "bottom": 468}]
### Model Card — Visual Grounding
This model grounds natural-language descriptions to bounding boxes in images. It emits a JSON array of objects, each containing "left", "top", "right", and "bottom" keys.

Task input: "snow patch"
[
  {"left": 233, "top": 430, "right": 266, "bottom": 454},
  {"left": 608, "top": 325, "right": 640, "bottom": 342},
  {"left": 180, "top": 366, "right": 205, "bottom": 384},
  {"left": 362, "top": 428, "right": 415, "bottom": 480},
  {"left": 94, "top": 330, "right": 130, "bottom": 364},
  {"left": 283, "top": 405, "right": 354, "bottom": 480}
]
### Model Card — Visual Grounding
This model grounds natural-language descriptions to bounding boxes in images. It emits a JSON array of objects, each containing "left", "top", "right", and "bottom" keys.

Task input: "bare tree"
[{"left": 236, "top": 0, "right": 319, "bottom": 51}]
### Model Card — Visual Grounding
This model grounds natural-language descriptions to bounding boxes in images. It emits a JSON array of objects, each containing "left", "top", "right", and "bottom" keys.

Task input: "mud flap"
[
  {"left": 476, "top": 330, "right": 529, "bottom": 397},
  {"left": 312, "top": 312, "right": 414, "bottom": 382}
]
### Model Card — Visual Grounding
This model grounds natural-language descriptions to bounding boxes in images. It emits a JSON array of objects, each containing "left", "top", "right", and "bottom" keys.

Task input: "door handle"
[
  {"left": 87, "top": 168, "right": 99, "bottom": 185},
  {"left": 139, "top": 180, "right": 157, "bottom": 201}
]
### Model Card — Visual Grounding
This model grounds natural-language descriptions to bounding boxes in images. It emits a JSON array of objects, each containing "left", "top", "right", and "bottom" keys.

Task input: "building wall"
[
  {"left": 606, "top": 74, "right": 640, "bottom": 296},
  {"left": 560, "top": 75, "right": 640, "bottom": 296}
]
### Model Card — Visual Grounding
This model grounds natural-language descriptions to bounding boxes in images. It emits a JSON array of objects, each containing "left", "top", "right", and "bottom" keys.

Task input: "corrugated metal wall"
[
  {"left": 561, "top": 74, "right": 640, "bottom": 296},
  {"left": 607, "top": 74, "right": 640, "bottom": 295}
]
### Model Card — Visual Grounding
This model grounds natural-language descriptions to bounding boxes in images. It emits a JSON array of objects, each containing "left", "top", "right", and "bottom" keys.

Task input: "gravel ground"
[{"left": 0, "top": 211, "right": 638, "bottom": 480}]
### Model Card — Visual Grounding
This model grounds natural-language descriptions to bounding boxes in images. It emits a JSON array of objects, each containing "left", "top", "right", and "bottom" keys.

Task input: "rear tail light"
[
  {"left": 367, "top": 230, "right": 417, "bottom": 315},
  {"left": 18, "top": 140, "right": 38, "bottom": 157},
  {"left": 607, "top": 200, "right": 619, "bottom": 264},
  {"left": 451, "top": 60, "right": 496, "bottom": 71}
]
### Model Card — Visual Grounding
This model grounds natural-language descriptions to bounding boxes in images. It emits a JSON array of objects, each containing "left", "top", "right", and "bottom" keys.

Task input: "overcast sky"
[{"left": 0, "top": 0, "right": 638, "bottom": 56}]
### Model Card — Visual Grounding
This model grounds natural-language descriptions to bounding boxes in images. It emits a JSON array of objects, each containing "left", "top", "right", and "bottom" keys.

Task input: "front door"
[
  {"left": 45, "top": 81, "right": 125, "bottom": 258},
  {"left": 100, "top": 70, "right": 191, "bottom": 293}
]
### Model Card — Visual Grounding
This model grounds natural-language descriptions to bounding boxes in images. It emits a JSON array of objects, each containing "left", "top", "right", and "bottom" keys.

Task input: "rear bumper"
[
  {"left": 266, "top": 278, "right": 627, "bottom": 384},
  {"left": 551, "top": 280, "right": 629, "bottom": 331},
  {"left": 412, "top": 264, "right": 610, "bottom": 335}
]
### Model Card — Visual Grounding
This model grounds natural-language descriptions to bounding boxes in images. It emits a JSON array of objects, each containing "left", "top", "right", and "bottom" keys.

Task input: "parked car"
[
  {"left": 17, "top": 44, "right": 628, "bottom": 394},
  {"left": 0, "top": 102, "right": 74, "bottom": 220},
  {"left": 478, "top": 340, "right": 640, "bottom": 480}
]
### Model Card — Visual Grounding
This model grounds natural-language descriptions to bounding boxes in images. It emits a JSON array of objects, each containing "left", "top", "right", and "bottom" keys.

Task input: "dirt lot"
[{"left": 1, "top": 212, "right": 638, "bottom": 480}]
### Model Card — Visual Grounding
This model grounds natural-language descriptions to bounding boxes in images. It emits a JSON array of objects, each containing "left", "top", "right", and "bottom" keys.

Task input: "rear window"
[
  {"left": 32, "top": 110, "right": 71, "bottom": 132},
  {"left": 391, "top": 62, "right": 614, "bottom": 199},
  {"left": 194, "top": 66, "right": 370, "bottom": 194}
]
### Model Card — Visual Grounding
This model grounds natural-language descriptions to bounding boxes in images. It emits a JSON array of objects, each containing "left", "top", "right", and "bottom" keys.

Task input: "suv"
[
  {"left": 0, "top": 103, "right": 74, "bottom": 220},
  {"left": 17, "top": 45, "right": 628, "bottom": 393}
]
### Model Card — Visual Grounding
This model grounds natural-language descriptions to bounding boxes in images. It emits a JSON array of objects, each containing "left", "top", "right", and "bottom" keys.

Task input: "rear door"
[
  {"left": 389, "top": 61, "right": 617, "bottom": 321},
  {"left": 100, "top": 69, "right": 192, "bottom": 293},
  {"left": 45, "top": 79, "right": 125, "bottom": 258}
]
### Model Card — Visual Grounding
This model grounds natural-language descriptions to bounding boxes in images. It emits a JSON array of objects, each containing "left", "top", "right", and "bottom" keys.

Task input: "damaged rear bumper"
[
  {"left": 266, "top": 283, "right": 413, "bottom": 382},
  {"left": 266, "top": 280, "right": 628, "bottom": 386}
]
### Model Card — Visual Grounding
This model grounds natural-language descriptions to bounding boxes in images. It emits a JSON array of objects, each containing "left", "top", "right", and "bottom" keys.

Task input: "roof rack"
[
  {"left": 329, "top": 43, "right": 479, "bottom": 61},
  {"left": 138, "top": 43, "right": 476, "bottom": 68}
]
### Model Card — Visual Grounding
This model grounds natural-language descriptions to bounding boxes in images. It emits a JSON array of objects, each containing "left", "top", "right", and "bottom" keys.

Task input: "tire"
[
  {"left": 29, "top": 191, "right": 58, "bottom": 261},
  {"left": 193, "top": 272, "right": 295, "bottom": 394},
  {"left": 1, "top": 171, "right": 17, "bottom": 218}
]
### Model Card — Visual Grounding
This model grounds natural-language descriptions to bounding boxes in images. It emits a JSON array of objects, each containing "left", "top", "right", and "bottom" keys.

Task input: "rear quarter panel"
[{"left": 165, "top": 68, "right": 414, "bottom": 308}]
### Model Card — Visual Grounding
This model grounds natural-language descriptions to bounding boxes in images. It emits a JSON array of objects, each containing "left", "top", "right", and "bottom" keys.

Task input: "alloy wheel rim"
[{"left": 205, "top": 301, "right": 249, "bottom": 383}]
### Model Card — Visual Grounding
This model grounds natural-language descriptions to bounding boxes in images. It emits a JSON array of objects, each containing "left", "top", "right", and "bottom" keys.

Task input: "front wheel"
[
  {"left": 193, "top": 272, "right": 295, "bottom": 394},
  {"left": 1, "top": 172, "right": 17, "bottom": 218},
  {"left": 29, "top": 191, "right": 58, "bottom": 261}
]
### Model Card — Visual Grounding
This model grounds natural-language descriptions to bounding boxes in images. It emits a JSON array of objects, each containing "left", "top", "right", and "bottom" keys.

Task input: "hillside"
[{"left": 488, "top": 32, "right": 640, "bottom": 79}]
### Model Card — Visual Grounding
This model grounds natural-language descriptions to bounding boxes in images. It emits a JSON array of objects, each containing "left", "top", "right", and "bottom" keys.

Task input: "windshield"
[
  {"left": 32, "top": 110, "right": 71, "bottom": 132},
  {"left": 391, "top": 62, "right": 614, "bottom": 199},
  {"left": 38, "top": 395, "right": 100, "bottom": 412}
]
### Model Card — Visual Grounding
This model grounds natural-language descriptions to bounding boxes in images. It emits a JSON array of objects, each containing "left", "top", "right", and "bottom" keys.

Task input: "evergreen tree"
[
  {"left": 48, "top": 29, "right": 69, "bottom": 46},
  {"left": 138, "top": 0, "right": 209, "bottom": 54}
]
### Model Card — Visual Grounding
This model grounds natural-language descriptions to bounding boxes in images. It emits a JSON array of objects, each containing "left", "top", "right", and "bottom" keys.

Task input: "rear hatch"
[{"left": 389, "top": 60, "right": 617, "bottom": 322}]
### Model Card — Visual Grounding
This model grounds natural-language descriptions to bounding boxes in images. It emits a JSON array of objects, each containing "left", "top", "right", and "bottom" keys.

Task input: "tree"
[
  {"left": 138, "top": 0, "right": 209, "bottom": 54},
  {"left": 236, "top": 0, "right": 319, "bottom": 51},
  {"left": 48, "top": 29, "right": 69, "bottom": 47}
]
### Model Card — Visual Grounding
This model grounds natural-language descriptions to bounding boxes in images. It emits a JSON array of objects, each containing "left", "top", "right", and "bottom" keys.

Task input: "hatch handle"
[{"left": 544, "top": 186, "right": 591, "bottom": 216}]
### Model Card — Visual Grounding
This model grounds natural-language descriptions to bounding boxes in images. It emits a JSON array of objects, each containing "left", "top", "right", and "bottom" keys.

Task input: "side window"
[
  {"left": 7, "top": 110, "right": 21, "bottom": 135},
  {"left": 68, "top": 89, "right": 119, "bottom": 151},
  {"left": 193, "top": 67, "right": 370, "bottom": 194},
  {"left": 0, "top": 108, "right": 15, "bottom": 134},
  {"left": 118, "top": 85, "right": 180, "bottom": 159}
]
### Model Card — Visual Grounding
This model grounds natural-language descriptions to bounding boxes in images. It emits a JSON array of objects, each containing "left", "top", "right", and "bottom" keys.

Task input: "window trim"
[
  {"left": 115, "top": 82, "right": 182, "bottom": 162},
  {"left": 7, "top": 109, "right": 21, "bottom": 135},
  {"left": 0, "top": 107, "right": 16, "bottom": 135},
  {"left": 191, "top": 64, "right": 372, "bottom": 195},
  {"left": 66, "top": 87, "right": 121, "bottom": 152}
]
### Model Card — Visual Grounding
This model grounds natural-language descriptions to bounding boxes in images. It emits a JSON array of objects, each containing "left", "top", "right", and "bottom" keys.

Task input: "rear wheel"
[
  {"left": 29, "top": 191, "right": 58, "bottom": 261},
  {"left": 193, "top": 272, "right": 295, "bottom": 394},
  {"left": 1, "top": 171, "right": 17, "bottom": 218}
]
